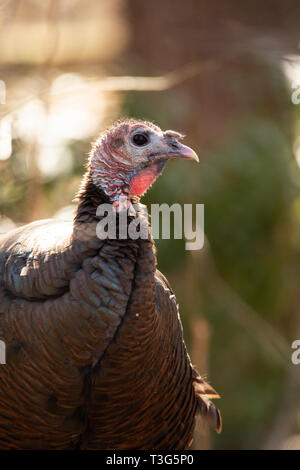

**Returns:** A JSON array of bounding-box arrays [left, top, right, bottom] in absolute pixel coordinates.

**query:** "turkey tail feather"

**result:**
[[192, 372, 222, 434], [196, 395, 222, 434]]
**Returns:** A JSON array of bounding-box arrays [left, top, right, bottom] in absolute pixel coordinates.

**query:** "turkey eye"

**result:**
[[132, 134, 149, 146]]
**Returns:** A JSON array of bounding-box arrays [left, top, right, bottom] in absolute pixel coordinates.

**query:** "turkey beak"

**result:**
[[166, 141, 199, 162]]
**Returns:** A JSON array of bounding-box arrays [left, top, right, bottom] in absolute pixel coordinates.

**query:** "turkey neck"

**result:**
[[74, 172, 110, 225], [74, 172, 140, 225], [72, 171, 141, 253]]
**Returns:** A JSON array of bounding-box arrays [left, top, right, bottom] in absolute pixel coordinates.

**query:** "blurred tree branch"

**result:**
[[0, 62, 212, 121]]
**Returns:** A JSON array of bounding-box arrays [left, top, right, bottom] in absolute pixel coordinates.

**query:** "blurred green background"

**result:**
[[1, 0, 300, 450]]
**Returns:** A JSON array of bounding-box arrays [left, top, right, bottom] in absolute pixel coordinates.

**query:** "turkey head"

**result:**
[[89, 119, 199, 210]]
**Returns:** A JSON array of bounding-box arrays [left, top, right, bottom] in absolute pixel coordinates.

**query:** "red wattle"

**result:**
[[129, 166, 160, 196]]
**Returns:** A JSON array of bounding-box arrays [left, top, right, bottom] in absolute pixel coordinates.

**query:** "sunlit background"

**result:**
[[1, 0, 300, 450]]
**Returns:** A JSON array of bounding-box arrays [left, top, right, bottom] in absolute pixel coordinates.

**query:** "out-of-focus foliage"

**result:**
[[198, 120, 296, 449]]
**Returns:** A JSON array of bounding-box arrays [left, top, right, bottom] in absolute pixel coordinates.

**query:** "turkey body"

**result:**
[[0, 121, 221, 449], [0, 217, 196, 449]]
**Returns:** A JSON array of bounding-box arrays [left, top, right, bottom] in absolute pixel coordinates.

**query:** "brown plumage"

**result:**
[[0, 119, 221, 449]]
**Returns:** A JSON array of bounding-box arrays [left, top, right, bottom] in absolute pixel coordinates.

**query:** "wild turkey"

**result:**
[[0, 118, 221, 450]]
